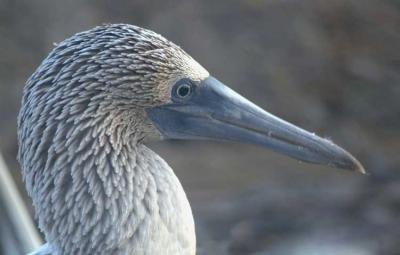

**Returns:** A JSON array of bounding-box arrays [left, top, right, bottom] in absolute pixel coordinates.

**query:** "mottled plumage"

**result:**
[[18, 24, 207, 255], [18, 23, 364, 255]]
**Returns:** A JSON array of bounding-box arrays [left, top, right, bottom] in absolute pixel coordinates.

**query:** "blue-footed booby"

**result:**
[[17, 24, 364, 255]]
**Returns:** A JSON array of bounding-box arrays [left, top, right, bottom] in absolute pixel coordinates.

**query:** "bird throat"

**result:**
[[22, 111, 195, 254]]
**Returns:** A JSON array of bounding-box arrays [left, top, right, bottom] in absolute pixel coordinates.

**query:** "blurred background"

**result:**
[[0, 0, 399, 254]]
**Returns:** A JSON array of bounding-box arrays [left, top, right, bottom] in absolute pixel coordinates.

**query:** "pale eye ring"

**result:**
[[176, 83, 192, 98]]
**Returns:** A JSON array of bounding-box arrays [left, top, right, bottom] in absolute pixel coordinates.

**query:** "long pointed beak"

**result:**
[[146, 76, 365, 173]]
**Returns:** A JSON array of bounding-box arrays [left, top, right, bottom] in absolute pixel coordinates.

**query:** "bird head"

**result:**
[[20, 24, 364, 173]]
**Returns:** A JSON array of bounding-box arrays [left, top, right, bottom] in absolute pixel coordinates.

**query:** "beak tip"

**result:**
[[350, 158, 366, 175], [324, 141, 366, 174], [340, 150, 366, 174]]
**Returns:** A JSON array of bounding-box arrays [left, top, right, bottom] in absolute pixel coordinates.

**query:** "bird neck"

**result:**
[[24, 110, 195, 254]]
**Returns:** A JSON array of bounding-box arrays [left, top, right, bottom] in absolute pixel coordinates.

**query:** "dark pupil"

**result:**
[[177, 84, 190, 97]]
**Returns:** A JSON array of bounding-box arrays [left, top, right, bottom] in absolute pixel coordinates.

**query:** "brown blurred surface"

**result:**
[[0, 0, 399, 254]]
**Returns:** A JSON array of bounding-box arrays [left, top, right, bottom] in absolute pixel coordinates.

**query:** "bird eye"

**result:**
[[177, 84, 191, 98], [173, 79, 194, 100]]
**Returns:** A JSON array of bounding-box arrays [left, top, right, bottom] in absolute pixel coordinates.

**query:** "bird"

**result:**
[[17, 24, 364, 255]]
